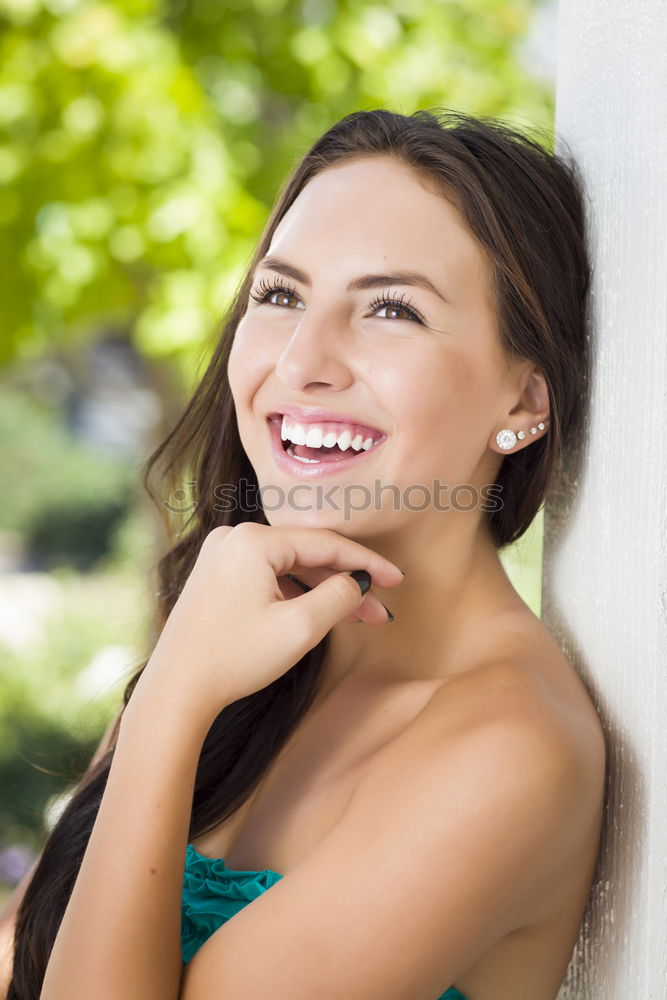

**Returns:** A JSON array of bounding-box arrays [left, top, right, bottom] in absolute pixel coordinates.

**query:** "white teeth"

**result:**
[[287, 444, 320, 463], [305, 427, 324, 448], [279, 415, 383, 454], [290, 423, 307, 446]]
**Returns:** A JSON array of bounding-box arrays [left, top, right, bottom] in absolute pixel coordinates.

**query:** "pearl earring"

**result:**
[[496, 418, 549, 451]]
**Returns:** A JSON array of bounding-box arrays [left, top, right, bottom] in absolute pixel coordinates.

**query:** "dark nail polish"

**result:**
[[381, 603, 396, 623], [349, 569, 372, 595], [285, 573, 311, 593]]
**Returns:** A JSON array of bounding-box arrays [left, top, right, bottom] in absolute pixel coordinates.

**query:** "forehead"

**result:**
[[267, 155, 489, 299]]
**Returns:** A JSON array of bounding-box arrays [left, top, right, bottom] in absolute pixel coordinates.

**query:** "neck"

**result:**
[[318, 512, 524, 697]]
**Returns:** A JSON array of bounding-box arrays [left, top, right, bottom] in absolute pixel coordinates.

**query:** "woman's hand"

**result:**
[[277, 568, 395, 625], [136, 523, 404, 723]]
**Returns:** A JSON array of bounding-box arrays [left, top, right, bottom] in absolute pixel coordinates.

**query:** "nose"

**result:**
[[274, 307, 353, 392]]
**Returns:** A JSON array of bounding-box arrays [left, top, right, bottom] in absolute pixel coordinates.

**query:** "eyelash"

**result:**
[[249, 276, 426, 325]]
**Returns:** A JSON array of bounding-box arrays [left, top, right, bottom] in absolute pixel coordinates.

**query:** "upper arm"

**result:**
[[0, 707, 123, 989], [181, 677, 588, 1000]]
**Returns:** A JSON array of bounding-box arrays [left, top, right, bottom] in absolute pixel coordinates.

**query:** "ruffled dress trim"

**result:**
[[181, 843, 470, 1000], [181, 844, 283, 964]]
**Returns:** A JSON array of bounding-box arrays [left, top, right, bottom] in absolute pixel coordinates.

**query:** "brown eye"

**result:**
[[271, 290, 300, 308], [377, 303, 415, 321], [249, 278, 304, 310], [368, 290, 425, 324]]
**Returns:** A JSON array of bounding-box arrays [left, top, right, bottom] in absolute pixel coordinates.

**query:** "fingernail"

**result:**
[[285, 573, 311, 592], [381, 603, 396, 623], [349, 569, 372, 595]]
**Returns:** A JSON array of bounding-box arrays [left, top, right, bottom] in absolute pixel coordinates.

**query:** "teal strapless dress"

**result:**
[[182, 844, 469, 1000]]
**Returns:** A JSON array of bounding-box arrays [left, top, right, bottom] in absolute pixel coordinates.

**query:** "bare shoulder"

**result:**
[[354, 653, 606, 922], [440, 615, 605, 755], [423, 653, 607, 807], [383, 650, 602, 784]]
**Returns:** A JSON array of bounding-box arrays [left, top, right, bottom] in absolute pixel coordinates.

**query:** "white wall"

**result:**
[[545, 1, 667, 996]]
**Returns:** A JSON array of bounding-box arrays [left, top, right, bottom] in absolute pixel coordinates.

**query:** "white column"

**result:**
[[546, 1, 667, 996]]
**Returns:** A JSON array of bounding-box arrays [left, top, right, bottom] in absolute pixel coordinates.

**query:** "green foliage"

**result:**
[[0, 690, 101, 852], [0, 383, 157, 863], [0, 564, 150, 855], [0, 387, 137, 569], [0, 0, 553, 372]]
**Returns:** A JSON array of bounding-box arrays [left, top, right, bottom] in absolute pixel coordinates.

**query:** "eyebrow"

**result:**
[[255, 255, 451, 306]]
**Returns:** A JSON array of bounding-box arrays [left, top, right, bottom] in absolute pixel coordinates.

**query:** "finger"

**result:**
[[208, 525, 236, 538], [281, 573, 361, 622], [277, 575, 307, 602], [261, 527, 404, 587], [282, 569, 397, 625], [279, 570, 389, 658]]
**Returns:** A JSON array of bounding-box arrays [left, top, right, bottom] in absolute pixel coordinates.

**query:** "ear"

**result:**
[[490, 365, 550, 454]]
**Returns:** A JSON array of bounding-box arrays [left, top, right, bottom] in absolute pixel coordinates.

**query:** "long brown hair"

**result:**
[[8, 107, 591, 997]]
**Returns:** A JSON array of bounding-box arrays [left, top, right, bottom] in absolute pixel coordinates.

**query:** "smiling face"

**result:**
[[227, 154, 524, 539]]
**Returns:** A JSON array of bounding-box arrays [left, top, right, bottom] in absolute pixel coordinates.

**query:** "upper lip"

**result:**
[[266, 405, 386, 437]]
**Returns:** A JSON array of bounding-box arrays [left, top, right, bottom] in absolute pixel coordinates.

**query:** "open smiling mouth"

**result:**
[[267, 415, 387, 469]]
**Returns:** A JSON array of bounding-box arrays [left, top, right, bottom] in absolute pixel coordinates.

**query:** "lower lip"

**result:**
[[267, 417, 387, 480]]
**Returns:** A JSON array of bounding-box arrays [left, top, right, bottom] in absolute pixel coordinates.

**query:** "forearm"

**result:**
[[40, 680, 218, 1000]]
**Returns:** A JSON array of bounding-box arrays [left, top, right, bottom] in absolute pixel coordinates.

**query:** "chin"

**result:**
[[265, 508, 344, 529], [263, 505, 366, 535]]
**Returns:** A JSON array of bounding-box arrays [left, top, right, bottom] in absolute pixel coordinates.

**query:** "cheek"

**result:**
[[395, 349, 473, 428], [227, 325, 272, 411], [389, 351, 491, 480]]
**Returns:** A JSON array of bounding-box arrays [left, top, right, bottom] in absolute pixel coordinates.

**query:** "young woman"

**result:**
[[5, 107, 606, 1000]]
